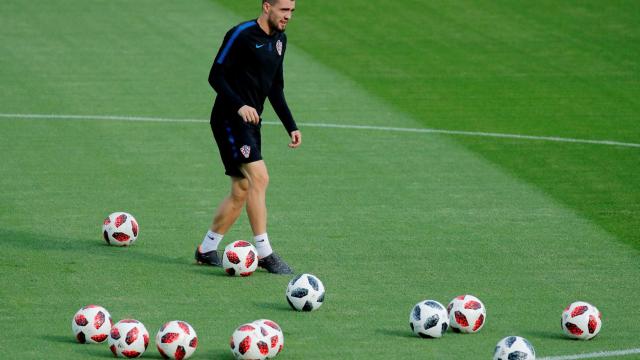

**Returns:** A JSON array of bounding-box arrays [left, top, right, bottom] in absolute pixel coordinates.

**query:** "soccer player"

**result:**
[[195, 0, 300, 274]]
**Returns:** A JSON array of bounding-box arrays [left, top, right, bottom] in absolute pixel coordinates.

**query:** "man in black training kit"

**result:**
[[195, 0, 300, 274]]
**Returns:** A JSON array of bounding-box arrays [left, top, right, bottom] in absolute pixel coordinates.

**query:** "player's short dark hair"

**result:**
[[263, 0, 294, 4]]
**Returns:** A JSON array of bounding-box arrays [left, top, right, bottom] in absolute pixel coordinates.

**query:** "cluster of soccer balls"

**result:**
[[72, 288, 323, 360], [97, 212, 326, 358], [101, 211, 605, 358], [72, 299, 321, 360], [71, 305, 198, 359], [409, 295, 602, 359]]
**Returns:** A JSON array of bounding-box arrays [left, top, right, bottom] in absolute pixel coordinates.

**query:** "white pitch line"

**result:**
[[1, 113, 639, 148], [539, 348, 640, 360], [0, 113, 206, 124]]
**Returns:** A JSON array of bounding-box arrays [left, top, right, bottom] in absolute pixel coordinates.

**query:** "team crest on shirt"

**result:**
[[276, 40, 283, 56], [240, 145, 251, 158]]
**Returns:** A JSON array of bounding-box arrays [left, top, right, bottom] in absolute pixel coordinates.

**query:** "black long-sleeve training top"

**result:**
[[208, 20, 298, 134]]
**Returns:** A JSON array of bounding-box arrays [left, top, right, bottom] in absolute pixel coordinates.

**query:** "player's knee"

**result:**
[[240, 163, 269, 190], [231, 179, 249, 204], [230, 191, 247, 207], [251, 171, 269, 190]]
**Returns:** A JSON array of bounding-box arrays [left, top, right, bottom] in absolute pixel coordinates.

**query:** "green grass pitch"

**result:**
[[1, 0, 639, 359]]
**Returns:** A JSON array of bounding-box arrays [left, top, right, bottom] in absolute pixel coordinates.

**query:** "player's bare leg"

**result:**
[[240, 161, 269, 235], [211, 177, 249, 234], [240, 160, 292, 274], [196, 177, 249, 266]]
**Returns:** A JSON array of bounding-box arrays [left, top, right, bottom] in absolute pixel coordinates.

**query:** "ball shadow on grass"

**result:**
[[203, 348, 236, 360], [375, 328, 415, 339], [253, 300, 292, 312], [41, 334, 78, 344]]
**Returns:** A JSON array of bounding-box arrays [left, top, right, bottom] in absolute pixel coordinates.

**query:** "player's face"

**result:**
[[266, 0, 295, 33]]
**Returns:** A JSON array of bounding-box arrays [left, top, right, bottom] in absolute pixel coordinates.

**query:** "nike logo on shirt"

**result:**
[[255, 43, 265, 48]]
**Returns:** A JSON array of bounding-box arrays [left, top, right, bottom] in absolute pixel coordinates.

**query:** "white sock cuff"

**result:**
[[207, 230, 223, 240], [201, 230, 223, 252], [253, 233, 273, 258]]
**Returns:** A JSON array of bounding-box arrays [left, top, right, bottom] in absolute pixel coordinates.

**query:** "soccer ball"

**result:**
[[71, 304, 112, 343], [409, 300, 449, 338], [229, 323, 270, 360], [156, 320, 198, 360], [494, 336, 536, 360], [447, 294, 486, 333], [253, 319, 284, 358], [102, 212, 139, 246], [108, 319, 149, 358], [285, 273, 325, 311], [222, 240, 258, 276], [561, 301, 602, 340]]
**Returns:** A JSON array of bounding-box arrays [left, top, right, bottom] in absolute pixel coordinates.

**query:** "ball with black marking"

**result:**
[[493, 336, 535, 360], [285, 273, 325, 311], [409, 300, 449, 338]]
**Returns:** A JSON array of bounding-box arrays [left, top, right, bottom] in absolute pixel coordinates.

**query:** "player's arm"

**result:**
[[268, 62, 301, 148], [208, 29, 259, 123]]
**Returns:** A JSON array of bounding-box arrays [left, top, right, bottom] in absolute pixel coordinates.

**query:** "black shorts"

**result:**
[[211, 116, 262, 178]]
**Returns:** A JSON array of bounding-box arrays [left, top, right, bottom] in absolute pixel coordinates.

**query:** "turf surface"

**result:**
[[1, 0, 639, 359]]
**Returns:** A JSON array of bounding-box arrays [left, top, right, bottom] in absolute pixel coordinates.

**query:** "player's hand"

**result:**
[[238, 105, 260, 124], [289, 130, 302, 148]]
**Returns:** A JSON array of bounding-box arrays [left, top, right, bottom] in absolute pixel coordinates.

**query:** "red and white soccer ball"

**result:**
[[71, 305, 112, 344], [447, 294, 486, 333], [561, 301, 602, 340], [222, 240, 258, 276], [103, 212, 139, 246], [108, 319, 149, 358], [253, 319, 284, 358], [156, 320, 198, 360], [229, 323, 270, 360]]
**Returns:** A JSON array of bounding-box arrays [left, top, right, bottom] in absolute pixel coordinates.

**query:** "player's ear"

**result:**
[[262, 1, 271, 14]]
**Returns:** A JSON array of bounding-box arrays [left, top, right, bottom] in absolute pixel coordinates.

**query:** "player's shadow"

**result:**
[[1, 228, 100, 252], [375, 328, 415, 339], [0, 228, 188, 267]]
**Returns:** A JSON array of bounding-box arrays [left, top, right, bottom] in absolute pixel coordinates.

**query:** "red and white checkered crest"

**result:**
[[240, 145, 251, 158]]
